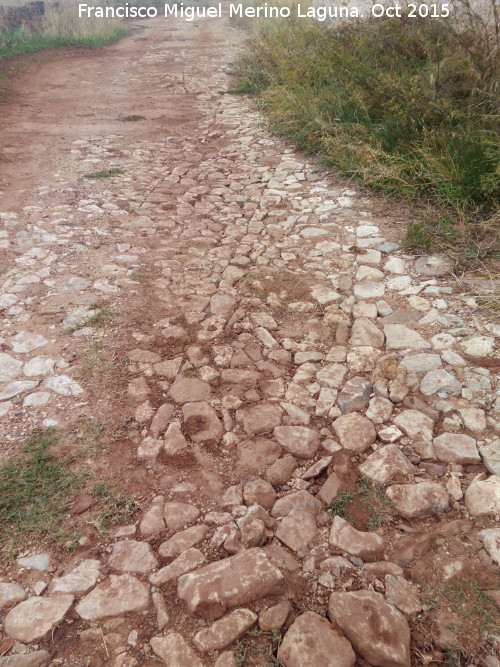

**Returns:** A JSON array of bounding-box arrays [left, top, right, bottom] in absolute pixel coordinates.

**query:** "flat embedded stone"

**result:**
[[236, 437, 282, 471], [177, 548, 283, 619], [10, 332, 48, 354], [193, 608, 257, 652], [109, 540, 158, 574], [163, 421, 188, 455], [349, 318, 384, 348], [164, 502, 200, 531], [0, 380, 38, 401], [420, 369, 461, 396], [0, 583, 26, 610], [236, 403, 282, 435], [337, 376, 372, 414], [0, 651, 51, 667], [479, 528, 500, 565], [276, 510, 317, 555], [0, 353, 23, 383], [149, 548, 207, 586], [393, 410, 434, 444], [182, 401, 223, 443], [399, 354, 441, 373], [414, 255, 449, 276], [4, 594, 74, 642], [316, 363, 348, 389], [384, 325, 430, 351], [271, 490, 322, 518], [259, 600, 291, 631], [384, 575, 422, 615], [150, 633, 204, 667], [42, 375, 84, 396], [169, 377, 211, 403], [51, 559, 101, 595], [22, 357, 56, 377], [329, 590, 411, 667], [158, 525, 208, 559], [75, 574, 149, 620], [278, 611, 355, 667], [480, 441, 500, 476], [461, 335, 495, 357]]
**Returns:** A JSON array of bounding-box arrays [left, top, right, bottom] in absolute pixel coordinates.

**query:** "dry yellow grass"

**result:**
[[0, 0, 127, 58]]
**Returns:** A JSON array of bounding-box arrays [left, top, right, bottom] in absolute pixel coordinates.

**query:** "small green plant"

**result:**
[[0, 428, 82, 556], [183, 368, 201, 377], [443, 648, 466, 667], [84, 168, 124, 179], [327, 492, 355, 519], [91, 483, 137, 532], [119, 115, 145, 122], [84, 307, 112, 327], [234, 640, 246, 666]]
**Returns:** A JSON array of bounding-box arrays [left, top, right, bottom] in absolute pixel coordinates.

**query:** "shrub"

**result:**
[[233, 1, 499, 259]]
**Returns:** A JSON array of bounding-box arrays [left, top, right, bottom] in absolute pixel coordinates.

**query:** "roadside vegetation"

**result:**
[[232, 0, 500, 262], [0, 0, 127, 60]]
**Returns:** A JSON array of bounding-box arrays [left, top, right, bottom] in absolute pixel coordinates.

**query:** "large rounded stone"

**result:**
[[414, 255, 449, 277], [386, 482, 449, 518], [332, 413, 376, 453], [433, 433, 480, 465], [177, 548, 283, 620], [329, 590, 411, 667], [278, 611, 355, 667], [237, 437, 282, 471], [236, 403, 282, 435], [273, 426, 319, 459], [358, 445, 414, 485], [480, 441, 500, 476], [329, 516, 386, 562], [464, 476, 500, 516]]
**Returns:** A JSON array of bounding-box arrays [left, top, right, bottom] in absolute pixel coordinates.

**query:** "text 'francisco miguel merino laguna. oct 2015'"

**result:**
[[78, 2, 453, 21]]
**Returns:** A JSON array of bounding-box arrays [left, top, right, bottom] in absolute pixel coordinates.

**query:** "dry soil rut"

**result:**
[[0, 15, 499, 667]]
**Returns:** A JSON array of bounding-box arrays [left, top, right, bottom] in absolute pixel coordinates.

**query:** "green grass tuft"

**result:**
[[84, 168, 124, 179], [119, 114, 145, 122]]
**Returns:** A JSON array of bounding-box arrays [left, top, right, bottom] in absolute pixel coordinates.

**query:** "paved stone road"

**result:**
[[0, 15, 499, 667]]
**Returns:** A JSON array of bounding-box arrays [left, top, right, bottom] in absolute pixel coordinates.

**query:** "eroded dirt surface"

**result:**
[[0, 16, 499, 667]]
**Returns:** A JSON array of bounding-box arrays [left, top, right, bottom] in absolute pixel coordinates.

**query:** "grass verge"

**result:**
[[0, 2, 127, 60], [232, 2, 500, 263], [0, 428, 82, 556]]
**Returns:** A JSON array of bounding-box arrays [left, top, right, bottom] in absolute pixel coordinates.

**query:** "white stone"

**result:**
[[10, 332, 48, 354], [42, 375, 84, 396], [0, 353, 23, 383]]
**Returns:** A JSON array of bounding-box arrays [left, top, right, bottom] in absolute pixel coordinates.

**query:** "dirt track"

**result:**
[[0, 15, 499, 667]]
